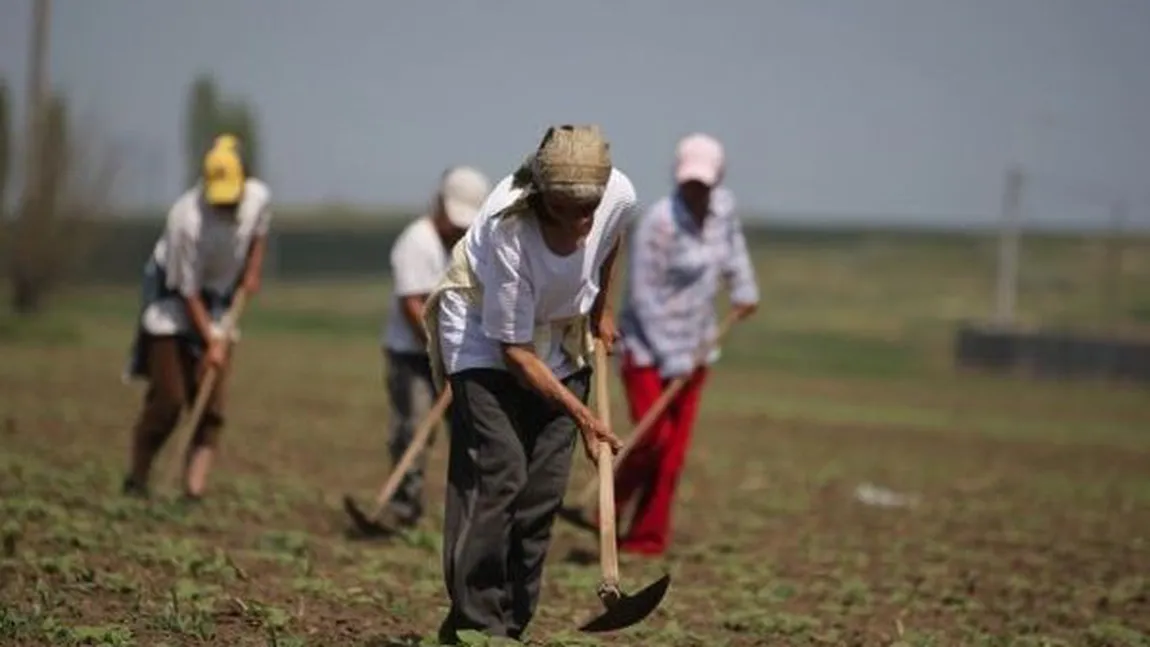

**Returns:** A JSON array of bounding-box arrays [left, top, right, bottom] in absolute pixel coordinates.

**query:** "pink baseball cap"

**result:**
[[674, 133, 725, 187]]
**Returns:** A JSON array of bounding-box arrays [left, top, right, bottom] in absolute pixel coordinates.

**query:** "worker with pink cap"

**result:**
[[607, 132, 761, 555]]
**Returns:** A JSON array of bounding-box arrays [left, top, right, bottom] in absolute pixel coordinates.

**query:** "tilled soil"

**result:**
[[2, 337, 1148, 646]]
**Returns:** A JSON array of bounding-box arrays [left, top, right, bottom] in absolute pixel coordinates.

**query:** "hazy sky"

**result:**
[[2, 0, 1149, 226]]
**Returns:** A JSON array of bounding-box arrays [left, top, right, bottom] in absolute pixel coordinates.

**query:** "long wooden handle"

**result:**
[[181, 290, 250, 422], [612, 311, 737, 467], [370, 385, 453, 517], [574, 372, 687, 508], [592, 341, 620, 589], [165, 289, 249, 488], [574, 311, 740, 508], [222, 290, 249, 333], [188, 290, 249, 422]]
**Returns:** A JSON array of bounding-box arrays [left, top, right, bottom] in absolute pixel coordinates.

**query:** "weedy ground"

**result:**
[[2, 234, 1150, 646]]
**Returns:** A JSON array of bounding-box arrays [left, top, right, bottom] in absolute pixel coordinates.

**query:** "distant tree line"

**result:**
[[0, 72, 264, 316], [0, 76, 117, 315]]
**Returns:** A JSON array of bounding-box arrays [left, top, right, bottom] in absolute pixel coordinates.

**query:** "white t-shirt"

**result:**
[[382, 215, 449, 354], [437, 168, 637, 380], [142, 179, 272, 335]]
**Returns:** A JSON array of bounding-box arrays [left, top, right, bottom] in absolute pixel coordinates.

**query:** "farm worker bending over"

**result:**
[[612, 133, 759, 555], [121, 135, 272, 502], [422, 125, 633, 643], [379, 165, 490, 527]]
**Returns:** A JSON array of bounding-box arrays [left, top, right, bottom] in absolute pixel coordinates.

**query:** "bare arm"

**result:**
[[400, 294, 430, 347], [718, 193, 759, 308], [183, 295, 217, 344], [590, 233, 622, 322], [501, 343, 594, 425], [241, 234, 268, 294], [242, 196, 274, 295]]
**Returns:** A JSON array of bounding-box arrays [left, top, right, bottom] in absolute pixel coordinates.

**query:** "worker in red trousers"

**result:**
[[612, 133, 759, 555]]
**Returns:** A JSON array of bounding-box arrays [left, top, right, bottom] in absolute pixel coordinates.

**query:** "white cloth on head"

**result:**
[[435, 168, 638, 381]]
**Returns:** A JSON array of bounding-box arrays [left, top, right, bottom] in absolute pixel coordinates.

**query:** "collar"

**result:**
[[670, 192, 710, 235]]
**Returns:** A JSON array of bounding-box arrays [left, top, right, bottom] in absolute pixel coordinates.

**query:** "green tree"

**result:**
[[8, 91, 116, 314], [183, 74, 263, 184], [36, 94, 68, 216], [217, 100, 260, 178], [10, 93, 70, 313], [185, 73, 220, 186]]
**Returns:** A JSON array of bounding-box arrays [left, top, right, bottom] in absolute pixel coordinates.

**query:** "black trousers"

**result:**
[[438, 366, 591, 643]]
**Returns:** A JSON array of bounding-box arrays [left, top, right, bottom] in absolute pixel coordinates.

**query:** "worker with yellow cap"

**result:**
[[213, 134, 240, 151], [121, 136, 273, 502], [422, 125, 634, 643]]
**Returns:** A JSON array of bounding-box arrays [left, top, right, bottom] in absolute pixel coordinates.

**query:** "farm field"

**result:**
[[2, 233, 1150, 646]]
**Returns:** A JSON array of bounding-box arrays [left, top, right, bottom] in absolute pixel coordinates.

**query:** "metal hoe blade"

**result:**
[[579, 573, 672, 633], [341, 495, 398, 539], [340, 387, 452, 540], [577, 339, 672, 634]]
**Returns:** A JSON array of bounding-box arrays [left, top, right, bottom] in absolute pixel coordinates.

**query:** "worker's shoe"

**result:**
[[121, 475, 149, 499]]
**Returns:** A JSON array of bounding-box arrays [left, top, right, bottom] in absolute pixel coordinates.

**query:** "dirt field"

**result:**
[[3, 236, 1150, 646]]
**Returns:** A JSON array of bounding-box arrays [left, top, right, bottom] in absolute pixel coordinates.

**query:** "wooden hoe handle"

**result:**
[[575, 311, 740, 508], [165, 289, 249, 489], [370, 385, 453, 516], [593, 340, 621, 596]]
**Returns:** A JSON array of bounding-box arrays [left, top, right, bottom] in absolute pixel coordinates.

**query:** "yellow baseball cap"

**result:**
[[202, 142, 245, 205], [213, 133, 240, 151]]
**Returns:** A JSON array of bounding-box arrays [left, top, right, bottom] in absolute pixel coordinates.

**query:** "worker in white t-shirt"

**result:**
[[121, 135, 272, 502], [422, 125, 632, 644], [379, 165, 490, 527]]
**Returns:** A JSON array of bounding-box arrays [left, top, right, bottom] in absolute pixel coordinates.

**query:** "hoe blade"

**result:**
[[579, 573, 671, 633], [342, 495, 396, 539]]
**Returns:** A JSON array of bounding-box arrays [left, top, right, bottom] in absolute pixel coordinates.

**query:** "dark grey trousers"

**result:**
[[437, 366, 591, 644], [384, 350, 439, 523]]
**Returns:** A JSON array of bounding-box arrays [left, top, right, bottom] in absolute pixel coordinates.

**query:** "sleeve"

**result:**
[[163, 207, 200, 298], [477, 229, 536, 345], [390, 232, 442, 297], [247, 181, 274, 237], [719, 193, 760, 306], [610, 191, 640, 253], [253, 201, 273, 237], [628, 206, 691, 375], [596, 189, 638, 284]]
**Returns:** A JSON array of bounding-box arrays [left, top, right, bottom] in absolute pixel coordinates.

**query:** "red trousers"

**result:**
[[613, 352, 708, 555]]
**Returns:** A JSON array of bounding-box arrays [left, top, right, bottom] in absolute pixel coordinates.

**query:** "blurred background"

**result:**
[[1, 1, 1148, 342], [1, 2, 1149, 645]]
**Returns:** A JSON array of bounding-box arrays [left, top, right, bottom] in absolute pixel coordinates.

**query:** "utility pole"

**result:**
[[993, 166, 1025, 326], [23, 0, 52, 203]]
